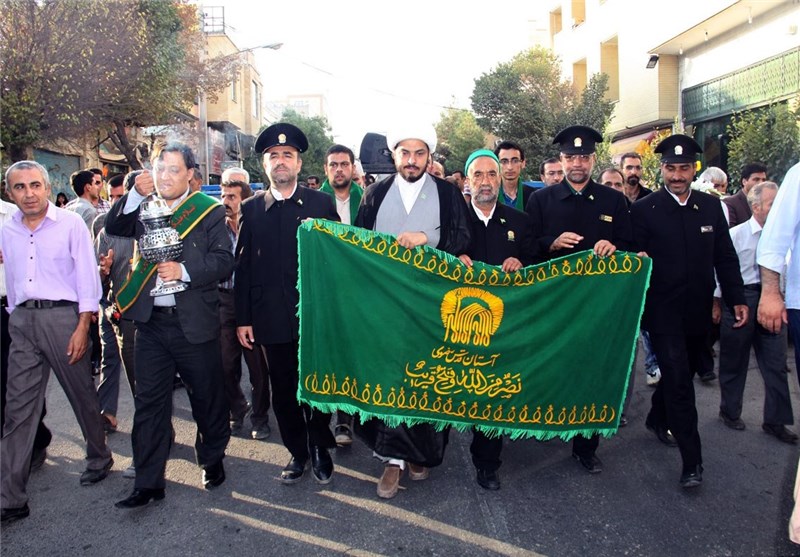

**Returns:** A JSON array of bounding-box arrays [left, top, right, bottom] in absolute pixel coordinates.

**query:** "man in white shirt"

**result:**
[[0, 198, 52, 473], [758, 161, 800, 391], [1, 198, 17, 402], [716, 181, 796, 442]]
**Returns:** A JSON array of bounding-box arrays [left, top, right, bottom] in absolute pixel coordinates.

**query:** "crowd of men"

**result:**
[[1, 120, 798, 524]]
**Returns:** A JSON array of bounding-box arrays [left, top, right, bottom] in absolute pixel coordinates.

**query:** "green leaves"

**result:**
[[726, 101, 800, 188], [242, 109, 335, 184], [470, 47, 614, 179], [434, 109, 486, 175]]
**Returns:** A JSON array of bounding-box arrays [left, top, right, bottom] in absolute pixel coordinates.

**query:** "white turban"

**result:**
[[386, 124, 437, 154]]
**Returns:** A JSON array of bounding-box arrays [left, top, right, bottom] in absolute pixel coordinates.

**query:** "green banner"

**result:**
[[297, 219, 651, 441]]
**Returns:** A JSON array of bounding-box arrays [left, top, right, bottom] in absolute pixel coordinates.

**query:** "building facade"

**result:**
[[535, 0, 799, 168]]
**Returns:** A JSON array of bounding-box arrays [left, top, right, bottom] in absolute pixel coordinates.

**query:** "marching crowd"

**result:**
[[1, 121, 798, 532]]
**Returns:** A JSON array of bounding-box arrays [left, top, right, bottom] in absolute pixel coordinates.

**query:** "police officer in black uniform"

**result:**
[[458, 149, 536, 490], [234, 123, 339, 485], [630, 134, 747, 488], [525, 125, 633, 474]]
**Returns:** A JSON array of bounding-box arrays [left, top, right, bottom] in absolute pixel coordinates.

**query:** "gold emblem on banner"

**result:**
[[441, 287, 504, 347]]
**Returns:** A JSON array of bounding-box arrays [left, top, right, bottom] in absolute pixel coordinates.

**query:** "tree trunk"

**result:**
[[7, 143, 33, 163], [108, 120, 143, 170]]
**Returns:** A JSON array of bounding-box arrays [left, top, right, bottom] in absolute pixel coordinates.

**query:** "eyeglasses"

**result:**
[[499, 158, 522, 166]]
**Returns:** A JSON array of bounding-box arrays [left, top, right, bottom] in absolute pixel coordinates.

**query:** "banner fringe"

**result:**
[[299, 398, 619, 442]]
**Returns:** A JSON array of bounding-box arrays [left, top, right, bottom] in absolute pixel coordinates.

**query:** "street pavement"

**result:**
[[2, 343, 799, 557]]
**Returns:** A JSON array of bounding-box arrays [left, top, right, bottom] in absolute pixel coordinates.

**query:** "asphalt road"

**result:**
[[2, 344, 799, 557]]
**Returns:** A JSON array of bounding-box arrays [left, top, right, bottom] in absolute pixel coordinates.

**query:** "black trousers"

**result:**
[[470, 429, 502, 472], [648, 333, 703, 468], [265, 341, 335, 461], [572, 434, 600, 458], [132, 311, 230, 490], [469, 430, 598, 472], [719, 289, 792, 424], [218, 291, 270, 427]]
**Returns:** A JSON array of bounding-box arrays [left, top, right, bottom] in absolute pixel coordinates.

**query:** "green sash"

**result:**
[[319, 179, 363, 222], [515, 179, 525, 211], [116, 192, 219, 313]]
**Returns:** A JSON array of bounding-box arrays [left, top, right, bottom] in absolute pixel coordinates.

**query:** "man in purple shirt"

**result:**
[[0, 160, 112, 524]]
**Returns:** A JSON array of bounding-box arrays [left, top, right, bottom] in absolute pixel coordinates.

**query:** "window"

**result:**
[[571, 0, 585, 26], [550, 7, 562, 35], [600, 36, 619, 102], [572, 59, 587, 92], [251, 81, 259, 119]]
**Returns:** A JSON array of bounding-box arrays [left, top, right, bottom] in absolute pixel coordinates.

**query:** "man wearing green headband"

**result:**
[[458, 149, 536, 490]]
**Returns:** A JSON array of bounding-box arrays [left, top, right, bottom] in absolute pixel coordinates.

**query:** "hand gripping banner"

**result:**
[[297, 219, 651, 441]]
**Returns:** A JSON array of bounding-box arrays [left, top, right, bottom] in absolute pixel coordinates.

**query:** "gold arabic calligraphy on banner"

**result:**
[[310, 220, 643, 287], [303, 370, 616, 425]]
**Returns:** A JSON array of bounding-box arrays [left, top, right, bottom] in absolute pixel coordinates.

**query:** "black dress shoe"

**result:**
[[619, 414, 628, 428], [572, 452, 603, 474], [719, 411, 745, 430], [679, 465, 703, 488], [763, 423, 799, 444], [280, 457, 308, 485], [115, 488, 165, 509], [80, 458, 114, 486], [646, 420, 678, 447], [699, 371, 717, 383], [1, 504, 30, 523], [203, 460, 226, 489], [229, 420, 244, 437], [310, 446, 333, 484], [476, 469, 501, 490]]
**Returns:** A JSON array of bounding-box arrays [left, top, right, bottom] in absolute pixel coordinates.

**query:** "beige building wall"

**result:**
[[205, 33, 264, 135], [534, 0, 794, 148]]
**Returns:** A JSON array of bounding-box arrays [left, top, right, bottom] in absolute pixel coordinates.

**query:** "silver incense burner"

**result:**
[[138, 194, 187, 297]]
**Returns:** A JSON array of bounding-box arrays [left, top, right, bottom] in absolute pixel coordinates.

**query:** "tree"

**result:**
[[726, 101, 800, 189], [635, 129, 673, 189], [563, 73, 615, 144], [242, 109, 336, 186], [0, 0, 238, 166], [434, 108, 487, 176], [471, 47, 614, 179], [101, 1, 240, 169], [1, 0, 139, 161]]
